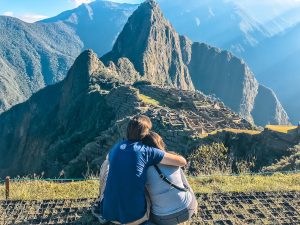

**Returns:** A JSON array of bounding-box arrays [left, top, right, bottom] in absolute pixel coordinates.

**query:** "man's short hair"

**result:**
[[127, 115, 152, 141]]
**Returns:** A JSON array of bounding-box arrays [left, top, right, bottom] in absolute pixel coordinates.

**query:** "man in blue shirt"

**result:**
[[101, 115, 187, 224]]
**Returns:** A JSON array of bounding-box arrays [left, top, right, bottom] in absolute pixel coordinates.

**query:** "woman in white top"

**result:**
[[143, 132, 198, 225]]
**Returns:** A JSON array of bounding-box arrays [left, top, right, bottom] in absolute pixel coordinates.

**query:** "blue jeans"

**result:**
[[149, 194, 198, 225]]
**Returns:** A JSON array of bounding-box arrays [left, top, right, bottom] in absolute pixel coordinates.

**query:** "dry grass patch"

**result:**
[[200, 128, 261, 138], [265, 125, 297, 133], [0, 179, 99, 200], [138, 94, 160, 106], [188, 173, 300, 193], [1, 173, 299, 200], [222, 128, 261, 135]]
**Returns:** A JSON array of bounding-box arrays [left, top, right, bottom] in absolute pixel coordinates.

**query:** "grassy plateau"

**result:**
[[1, 173, 299, 200]]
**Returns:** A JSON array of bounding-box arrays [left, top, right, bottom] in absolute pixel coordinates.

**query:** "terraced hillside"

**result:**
[[1, 192, 299, 224]]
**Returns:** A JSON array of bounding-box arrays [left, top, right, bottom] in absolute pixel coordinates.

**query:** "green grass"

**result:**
[[1, 173, 300, 200], [138, 94, 160, 106]]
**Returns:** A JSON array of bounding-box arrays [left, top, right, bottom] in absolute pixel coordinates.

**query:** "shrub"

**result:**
[[187, 143, 254, 176]]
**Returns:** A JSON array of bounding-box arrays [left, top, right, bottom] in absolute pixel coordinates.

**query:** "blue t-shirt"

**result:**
[[101, 140, 165, 224]]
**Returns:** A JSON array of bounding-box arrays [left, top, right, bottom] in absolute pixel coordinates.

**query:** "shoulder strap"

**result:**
[[154, 165, 189, 192]]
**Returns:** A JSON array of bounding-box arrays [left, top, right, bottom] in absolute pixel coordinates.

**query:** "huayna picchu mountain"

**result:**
[[101, 0, 289, 126], [101, 0, 194, 90]]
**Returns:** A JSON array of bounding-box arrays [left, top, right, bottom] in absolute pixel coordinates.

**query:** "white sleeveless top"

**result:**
[[146, 165, 192, 216]]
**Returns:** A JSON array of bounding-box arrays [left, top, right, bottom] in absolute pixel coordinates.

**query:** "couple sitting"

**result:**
[[96, 115, 197, 225]]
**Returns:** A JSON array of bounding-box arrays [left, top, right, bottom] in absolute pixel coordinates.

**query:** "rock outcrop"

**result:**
[[187, 43, 258, 122], [251, 85, 289, 125], [186, 42, 289, 126], [101, 0, 194, 90]]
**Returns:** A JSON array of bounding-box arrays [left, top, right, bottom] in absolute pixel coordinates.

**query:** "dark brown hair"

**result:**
[[127, 115, 152, 141], [142, 131, 166, 151]]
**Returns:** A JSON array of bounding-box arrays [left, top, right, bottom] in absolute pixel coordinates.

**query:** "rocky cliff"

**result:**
[[186, 43, 258, 122], [186, 42, 289, 126], [101, 0, 194, 90], [251, 85, 289, 125]]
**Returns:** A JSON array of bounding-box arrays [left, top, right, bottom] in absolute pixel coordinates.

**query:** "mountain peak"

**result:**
[[101, 0, 194, 90], [146, 0, 157, 6], [144, 0, 158, 8], [62, 50, 103, 99]]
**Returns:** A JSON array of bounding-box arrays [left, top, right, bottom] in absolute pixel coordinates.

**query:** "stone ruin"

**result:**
[[88, 82, 254, 157]]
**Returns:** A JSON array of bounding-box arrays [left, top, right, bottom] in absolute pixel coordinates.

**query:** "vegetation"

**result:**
[[1, 173, 300, 200], [265, 125, 298, 133], [0, 179, 99, 200], [263, 144, 300, 172], [138, 94, 160, 106], [187, 143, 254, 175], [188, 173, 300, 193]]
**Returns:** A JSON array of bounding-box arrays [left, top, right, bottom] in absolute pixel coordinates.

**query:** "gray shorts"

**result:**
[[149, 194, 198, 225]]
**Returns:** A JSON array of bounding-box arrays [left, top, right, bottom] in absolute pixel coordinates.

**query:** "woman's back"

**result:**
[[146, 165, 192, 216]]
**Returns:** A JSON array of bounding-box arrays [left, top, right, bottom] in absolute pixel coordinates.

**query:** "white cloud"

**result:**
[[195, 17, 200, 27], [19, 14, 49, 23], [70, 0, 94, 6], [3, 11, 14, 17], [2, 11, 49, 23], [208, 7, 215, 18]]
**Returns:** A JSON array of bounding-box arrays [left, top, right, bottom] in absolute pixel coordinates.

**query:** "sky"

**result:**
[[1, 0, 300, 23], [0, 0, 142, 23]]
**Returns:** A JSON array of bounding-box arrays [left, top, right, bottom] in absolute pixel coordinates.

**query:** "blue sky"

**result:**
[[0, 0, 142, 22], [1, 0, 300, 23]]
